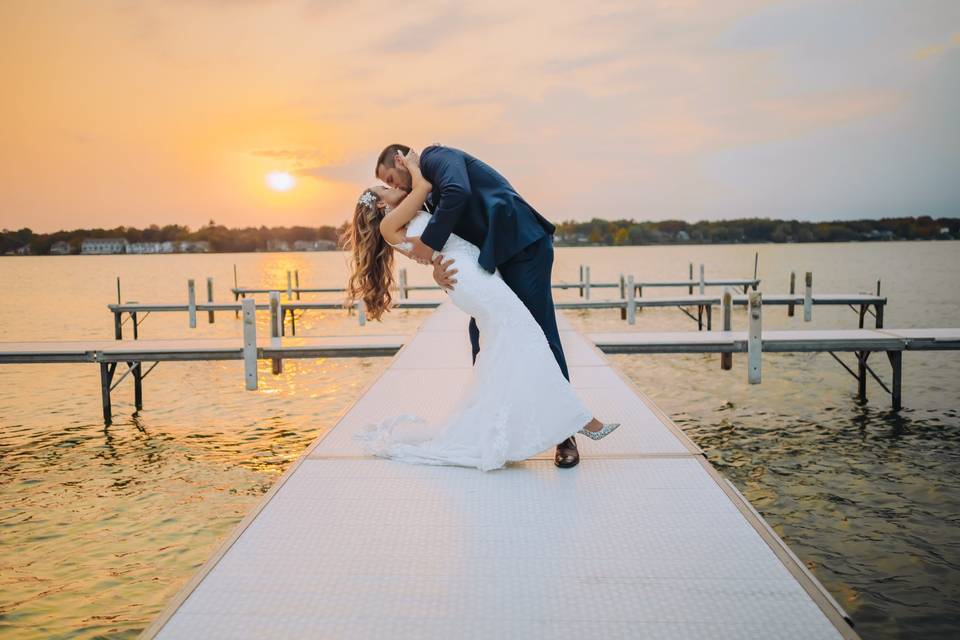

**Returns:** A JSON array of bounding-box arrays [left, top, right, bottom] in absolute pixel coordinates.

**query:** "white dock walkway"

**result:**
[[141, 303, 855, 639]]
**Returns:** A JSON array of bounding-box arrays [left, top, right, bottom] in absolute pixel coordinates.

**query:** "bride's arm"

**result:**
[[379, 154, 432, 246]]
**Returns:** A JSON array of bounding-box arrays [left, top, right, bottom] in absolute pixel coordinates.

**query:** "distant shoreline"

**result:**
[[3, 216, 957, 255], [2, 236, 958, 257]]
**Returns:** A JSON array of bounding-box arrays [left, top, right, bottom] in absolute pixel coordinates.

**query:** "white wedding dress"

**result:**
[[354, 210, 594, 471]]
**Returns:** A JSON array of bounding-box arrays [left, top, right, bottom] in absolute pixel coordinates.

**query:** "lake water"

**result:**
[[1, 242, 958, 639]]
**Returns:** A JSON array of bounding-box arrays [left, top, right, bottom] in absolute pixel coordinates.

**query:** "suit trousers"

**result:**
[[468, 234, 570, 382]]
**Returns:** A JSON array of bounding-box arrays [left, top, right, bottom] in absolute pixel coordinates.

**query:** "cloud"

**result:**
[[913, 32, 960, 60], [294, 156, 374, 185], [371, 5, 505, 54]]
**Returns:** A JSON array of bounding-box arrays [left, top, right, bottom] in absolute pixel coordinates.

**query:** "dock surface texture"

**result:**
[[141, 302, 855, 640]]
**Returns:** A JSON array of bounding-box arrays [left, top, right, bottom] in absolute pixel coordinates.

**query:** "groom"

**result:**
[[376, 144, 580, 468]]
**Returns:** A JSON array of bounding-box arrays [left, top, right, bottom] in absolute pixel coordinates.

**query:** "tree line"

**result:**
[[2, 215, 957, 255], [1, 220, 343, 255], [554, 216, 958, 245]]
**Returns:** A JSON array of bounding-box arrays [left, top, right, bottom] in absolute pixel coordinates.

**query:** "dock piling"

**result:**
[[398, 268, 408, 299], [788, 272, 796, 317], [856, 351, 869, 401], [99, 362, 114, 424], [294, 271, 301, 300], [699, 264, 705, 294], [270, 291, 282, 374], [242, 298, 258, 390], [626, 275, 636, 325], [578, 265, 584, 297], [688, 263, 693, 294], [804, 272, 813, 322], [286, 271, 293, 299], [875, 280, 884, 329], [619, 275, 626, 320], [357, 300, 367, 326], [887, 351, 902, 410], [584, 266, 591, 300], [721, 290, 733, 370], [116, 277, 121, 305], [233, 265, 240, 318], [187, 280, 197, 328], [748, 291, 762, 384], [207, 277, 215, 323], [132, 361, 143, 410]]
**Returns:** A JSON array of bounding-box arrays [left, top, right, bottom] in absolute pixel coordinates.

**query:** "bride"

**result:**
[[342, 152, 619, 472]]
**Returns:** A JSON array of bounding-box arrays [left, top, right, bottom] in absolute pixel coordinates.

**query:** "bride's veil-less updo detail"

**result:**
[[342, 188, 395, 321]]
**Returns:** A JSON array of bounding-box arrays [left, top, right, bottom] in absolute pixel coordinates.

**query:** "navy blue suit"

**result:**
[[418, 146, 570, 381]]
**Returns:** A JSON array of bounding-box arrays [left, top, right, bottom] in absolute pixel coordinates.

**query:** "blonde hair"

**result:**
[[342, 188, 395, 321]]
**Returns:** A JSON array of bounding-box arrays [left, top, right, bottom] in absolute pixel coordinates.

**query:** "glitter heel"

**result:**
[[578, 422, 621, 441]]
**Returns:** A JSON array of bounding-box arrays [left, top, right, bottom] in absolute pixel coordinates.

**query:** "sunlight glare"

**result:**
[[266, 171, 296, 192]]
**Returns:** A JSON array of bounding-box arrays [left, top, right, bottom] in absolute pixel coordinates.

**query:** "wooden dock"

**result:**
[[139, 303, 856, 639]]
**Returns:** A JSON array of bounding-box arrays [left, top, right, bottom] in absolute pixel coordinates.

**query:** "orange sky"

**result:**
[[1, 0, 957, 232]]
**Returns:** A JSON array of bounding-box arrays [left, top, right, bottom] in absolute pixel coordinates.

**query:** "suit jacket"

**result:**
[[417, 146, 555, 273]]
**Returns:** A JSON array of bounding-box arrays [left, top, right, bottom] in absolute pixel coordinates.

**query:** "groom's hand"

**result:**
[[409, 237, 434, 265], [432, 254, 458, 292]]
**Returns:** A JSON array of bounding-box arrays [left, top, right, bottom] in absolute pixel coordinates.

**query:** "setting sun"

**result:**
[[266, 171, 295, 192]]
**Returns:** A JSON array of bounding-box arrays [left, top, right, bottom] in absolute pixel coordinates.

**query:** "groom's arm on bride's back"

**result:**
[[418, 146, 471, 252]]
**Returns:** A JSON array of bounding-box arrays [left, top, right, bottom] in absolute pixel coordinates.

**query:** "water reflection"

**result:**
[[1, 243, 958, 639]]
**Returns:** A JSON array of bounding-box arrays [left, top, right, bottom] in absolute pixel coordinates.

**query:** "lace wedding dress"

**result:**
[[354, 210, 594, 471]]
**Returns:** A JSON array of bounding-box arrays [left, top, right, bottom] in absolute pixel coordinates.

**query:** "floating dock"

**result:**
[[589, 328, 960, 354], [0, 333, 406, 423], [589, 328, 960, 410], [109, 291, 886, 337], [140, 303, 857, 639]]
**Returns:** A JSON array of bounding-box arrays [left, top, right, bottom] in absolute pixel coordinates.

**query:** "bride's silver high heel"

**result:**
[[578, 422, 621, 441]]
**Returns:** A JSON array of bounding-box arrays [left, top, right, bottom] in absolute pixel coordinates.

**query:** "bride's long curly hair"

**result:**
[[342, 188, 395, 321]]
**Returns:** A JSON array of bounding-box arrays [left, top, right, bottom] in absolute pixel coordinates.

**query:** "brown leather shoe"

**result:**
[[555, 435, 579, 468]]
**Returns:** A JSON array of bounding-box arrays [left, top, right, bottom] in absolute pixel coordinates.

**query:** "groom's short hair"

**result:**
[[376, 144, 412, 174]]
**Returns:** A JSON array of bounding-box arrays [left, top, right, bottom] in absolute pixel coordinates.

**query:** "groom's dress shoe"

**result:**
[[555, 435, 579, 468]]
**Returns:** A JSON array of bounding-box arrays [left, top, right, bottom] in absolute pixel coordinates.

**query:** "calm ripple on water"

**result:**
[[1, 243, 959, 639]]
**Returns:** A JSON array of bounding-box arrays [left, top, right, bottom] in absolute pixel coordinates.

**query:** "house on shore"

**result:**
[[50, 241, 72, 255], [81, 238, 129, 254], [178, 240, 211, 253], [293, 239, 337, 251], [129, 241, 175, 254]]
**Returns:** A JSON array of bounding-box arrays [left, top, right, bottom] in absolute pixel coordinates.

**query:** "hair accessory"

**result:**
[[358, 191, 378, 208]]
